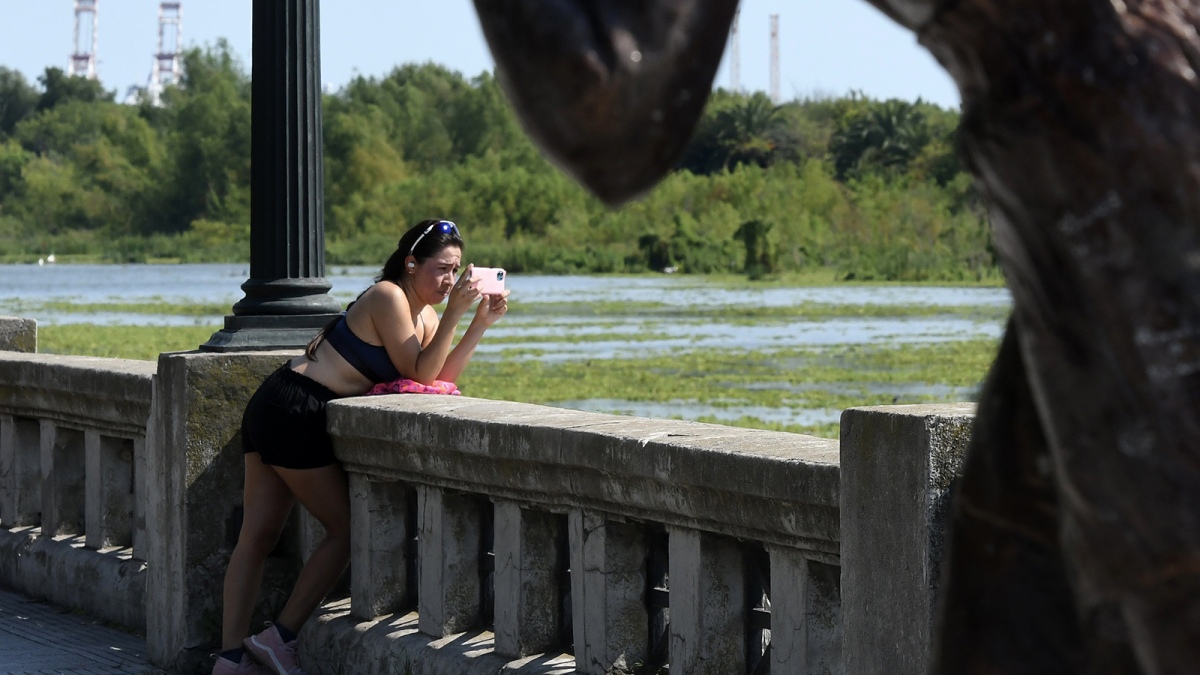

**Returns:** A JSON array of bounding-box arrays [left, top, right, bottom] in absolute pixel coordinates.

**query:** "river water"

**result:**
[[0, 262, 1010, 314], [0, 262, 1010, 352], [1, 263, 1010, 428]]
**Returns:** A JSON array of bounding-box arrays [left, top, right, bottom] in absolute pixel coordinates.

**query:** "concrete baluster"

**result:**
[[131, 437, 147, 558], [1, 415, 41, 527], [350, 474, 413, 620], [493, 500, 565, 658], [769, 546, 843, 674], [569, 510, 649, 675], [41, 421, 85, 537], [418, 485, 483, 637], [85, 431, 134, 549], [292, 505, 324, 568], [668, 527, 746, 675]]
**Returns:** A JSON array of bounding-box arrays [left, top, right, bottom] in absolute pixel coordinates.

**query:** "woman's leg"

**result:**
[[270, 462, 352, 633], [221, 452, 296, 651]]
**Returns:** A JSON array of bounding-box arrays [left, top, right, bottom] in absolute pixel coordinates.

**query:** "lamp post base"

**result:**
[[200, 313, 340, 353]]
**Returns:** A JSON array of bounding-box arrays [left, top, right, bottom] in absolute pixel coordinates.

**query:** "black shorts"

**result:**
[[241, 364, 341, 470]]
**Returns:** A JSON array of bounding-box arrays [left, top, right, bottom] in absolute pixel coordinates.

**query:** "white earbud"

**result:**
[[407, 262, 415, 268]]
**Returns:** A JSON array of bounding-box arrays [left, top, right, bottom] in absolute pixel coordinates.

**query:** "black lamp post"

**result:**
[[202, 0, 340, 352]]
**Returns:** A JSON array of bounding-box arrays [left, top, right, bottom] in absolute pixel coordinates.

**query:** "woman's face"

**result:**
[[411, 245, 462, 304]]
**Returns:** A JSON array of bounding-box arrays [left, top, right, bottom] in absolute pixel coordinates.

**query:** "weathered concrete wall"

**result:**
[[0, 352, 154, 632], [0, 316, 36, 353], [0, 527, 146, 631], [840, 403, 974, 675], [144, 350, 302, 674]]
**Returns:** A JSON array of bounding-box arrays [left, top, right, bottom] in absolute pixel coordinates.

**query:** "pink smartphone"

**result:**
[[472, 267, 507, 295]]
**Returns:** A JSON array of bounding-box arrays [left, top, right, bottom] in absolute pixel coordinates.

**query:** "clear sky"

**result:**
[[0, 0, 960, 109]]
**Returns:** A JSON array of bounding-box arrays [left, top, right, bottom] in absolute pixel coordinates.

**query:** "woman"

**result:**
[[213, 219, 508, 675]]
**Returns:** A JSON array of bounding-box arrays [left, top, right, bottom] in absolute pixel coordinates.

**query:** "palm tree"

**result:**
[[713, 93, 784, 169], [830, 99, 931, 179]]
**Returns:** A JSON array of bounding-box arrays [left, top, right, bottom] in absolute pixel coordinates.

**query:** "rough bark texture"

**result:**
[[933, 322, 1145, 672], [862, 0, 1200, 670], [478, 0, 1200, 669], [472, 0, 739, 206]]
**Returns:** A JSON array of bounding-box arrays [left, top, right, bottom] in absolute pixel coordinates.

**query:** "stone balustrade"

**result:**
[[303, 395, 946, 675], [0, 351, 155, 631], [0, 345, 976, 675]]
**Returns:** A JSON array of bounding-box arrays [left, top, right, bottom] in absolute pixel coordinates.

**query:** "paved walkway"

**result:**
[[0, 588, 167, 675]]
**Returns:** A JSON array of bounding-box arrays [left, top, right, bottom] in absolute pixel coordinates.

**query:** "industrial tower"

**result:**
[[729, 9, 741, 93], [769, 14, 781, 104], [147, 2, 183, 104], [69, 0, 99, 80]]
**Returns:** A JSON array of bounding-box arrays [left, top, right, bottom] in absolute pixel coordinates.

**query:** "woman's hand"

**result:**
[[475, 289, 509, 327], [444, 264, 481, 318]]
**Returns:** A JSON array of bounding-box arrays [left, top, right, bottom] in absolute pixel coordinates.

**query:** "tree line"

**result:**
[[0, 41, 997, 281]]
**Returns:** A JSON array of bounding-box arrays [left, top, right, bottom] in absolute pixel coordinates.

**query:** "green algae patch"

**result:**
[[456, 338, 999, 442], [695, 416, 843, 440], [509, 299, 1009, 322], [39, 324, 219, 361], [459, 339, 998, 404]]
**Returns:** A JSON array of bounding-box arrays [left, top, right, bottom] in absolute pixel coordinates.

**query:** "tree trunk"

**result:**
[[863, 0, 1200, 670]]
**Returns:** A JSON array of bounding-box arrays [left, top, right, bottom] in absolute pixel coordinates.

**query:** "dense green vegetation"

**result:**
[[0, 43, 995, 281]]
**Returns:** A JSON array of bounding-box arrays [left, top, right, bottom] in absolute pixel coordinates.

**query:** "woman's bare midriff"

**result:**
[[289, 341, 376, 397]]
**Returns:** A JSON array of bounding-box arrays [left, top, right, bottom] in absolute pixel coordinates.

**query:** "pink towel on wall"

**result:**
[[367, 378, 461, 396]]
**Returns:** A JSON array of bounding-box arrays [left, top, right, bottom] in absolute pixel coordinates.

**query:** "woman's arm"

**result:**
[[438, 291, 509, 382], [367, 284, 426, 380], [374, 275, 481, 384]]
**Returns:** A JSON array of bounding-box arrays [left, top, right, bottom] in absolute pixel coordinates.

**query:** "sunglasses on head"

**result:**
[[409, 220, 459, 256]]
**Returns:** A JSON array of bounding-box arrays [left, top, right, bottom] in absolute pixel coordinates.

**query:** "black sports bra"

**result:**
[[324, 314, 401, 383]]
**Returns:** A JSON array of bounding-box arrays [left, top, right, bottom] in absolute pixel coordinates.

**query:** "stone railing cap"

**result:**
[[0, 352, 156, 432], [328, 395, 841, 551]]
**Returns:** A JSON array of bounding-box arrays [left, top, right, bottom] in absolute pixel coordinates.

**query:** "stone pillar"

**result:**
[[84, 430, 134, 549], [40, 421, 85, 537], [769, 546, 843, 674], [291, 505, 324, 567], [0, 316, 36, 353], [839, 403, 973, 675], [493, 501, 564, 658], [202, 0, 339, 352], [0, 414, 40, 527], [417, 485, 483, 638], [144, 351, 300, 673], [132, 436, 148, 559], [569, 510, 648, 675], [350, 474, 413, 621], [668, 527, 746, 675]]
